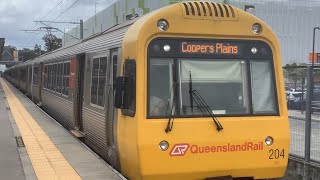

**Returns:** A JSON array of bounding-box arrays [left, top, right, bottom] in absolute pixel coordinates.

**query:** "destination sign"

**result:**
[[148, 38, 273, 60], [181, 41, 240, 55]]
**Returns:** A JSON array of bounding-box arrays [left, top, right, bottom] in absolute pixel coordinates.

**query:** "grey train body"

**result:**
[[3, 20, 134, 172]]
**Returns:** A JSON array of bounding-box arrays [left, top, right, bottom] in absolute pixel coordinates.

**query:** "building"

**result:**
[[63, 0, 320, 65], [1, 46, 18, 61]]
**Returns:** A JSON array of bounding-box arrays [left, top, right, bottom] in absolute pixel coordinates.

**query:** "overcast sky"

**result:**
[[0, 0, 116, 50], [2, 0, 320, 51]]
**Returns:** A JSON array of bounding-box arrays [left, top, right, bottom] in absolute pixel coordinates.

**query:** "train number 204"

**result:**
[[269, 149, 285, 159]]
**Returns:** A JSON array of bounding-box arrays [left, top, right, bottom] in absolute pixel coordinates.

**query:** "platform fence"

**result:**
[[284, 65, 320, 164]]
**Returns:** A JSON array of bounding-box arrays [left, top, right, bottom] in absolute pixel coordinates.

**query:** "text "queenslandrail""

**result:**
[[190, 142, 264, 154]]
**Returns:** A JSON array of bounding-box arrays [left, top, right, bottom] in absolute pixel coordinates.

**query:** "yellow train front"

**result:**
[[115, 1, 289, 180]]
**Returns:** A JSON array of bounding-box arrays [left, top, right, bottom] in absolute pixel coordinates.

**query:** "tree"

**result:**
[[284, 63, 307, 90], [42, 34, 62, 52], [18, 48, 38, 62], [34, 44, 45, 56], [17, 44, 46, 62]]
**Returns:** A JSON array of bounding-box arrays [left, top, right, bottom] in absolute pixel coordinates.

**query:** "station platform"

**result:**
[[0, 78, 124, 180]]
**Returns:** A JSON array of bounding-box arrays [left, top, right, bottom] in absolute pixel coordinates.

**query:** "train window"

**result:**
[[45, 65, 49, 89], [53, 64, 57, 91], [90, 57, 107, 107], [51, 64, 54, 90], [250, 61, 277, 114], [112, 54, 118, 89], [62, 62, 70, 96], [44, 65, 47, 89], [48, 65, 52, 90], [33, 66, 39, 85], [20, 69, 26, 82], [98, 57, 107, 106], [50, 64, 53, 90], [55, 64, 58, 92], [28, 67, 32, 84], [91, 58, 99, 105], [57, 63, 63, 93], [43, 66, 46, 88], [148, 58, 173, 117]]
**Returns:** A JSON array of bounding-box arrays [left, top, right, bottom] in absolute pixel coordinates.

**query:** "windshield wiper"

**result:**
[[165, 100, 175, 133], [189, 71, 194, 112], [165, 91, 175, 133], [189, 71, 223, 132]]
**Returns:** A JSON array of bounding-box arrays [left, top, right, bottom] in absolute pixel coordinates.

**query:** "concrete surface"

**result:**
[[3, 80, 124, 180], [0, 83, 25, 180]]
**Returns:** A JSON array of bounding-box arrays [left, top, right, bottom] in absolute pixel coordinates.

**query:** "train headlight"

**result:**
[[157, 19, 169, 31], [252, 23, 262, 34], [159, 140, 169, 151], [265, 136, 274, 146]]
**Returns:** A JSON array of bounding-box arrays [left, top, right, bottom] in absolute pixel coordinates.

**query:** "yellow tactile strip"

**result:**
[[0, 79, 81, 180]]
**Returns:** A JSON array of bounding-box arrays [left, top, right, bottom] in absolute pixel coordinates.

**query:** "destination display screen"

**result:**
[[148, 38, 273, 60], [181, 41, 239, 55]]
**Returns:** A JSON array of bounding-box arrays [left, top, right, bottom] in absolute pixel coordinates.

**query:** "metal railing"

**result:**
[[284, 66, 320, 164]]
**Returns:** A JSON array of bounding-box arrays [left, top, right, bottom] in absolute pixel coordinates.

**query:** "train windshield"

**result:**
[[179, 59, 249, 116], [147, 39, 278, 118]]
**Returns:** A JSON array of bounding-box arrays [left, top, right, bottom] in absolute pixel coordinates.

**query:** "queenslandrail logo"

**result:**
[[170, 144, 190, 156], [169, 142, 264, 156]]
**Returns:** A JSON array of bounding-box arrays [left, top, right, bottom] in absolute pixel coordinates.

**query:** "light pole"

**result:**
[[312, 27, 320, 67], [244, 5, 255, 12], [305, 26, 320, 162]]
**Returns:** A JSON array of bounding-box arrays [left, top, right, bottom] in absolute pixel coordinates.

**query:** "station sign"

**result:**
[[309, 53, 320, 63]]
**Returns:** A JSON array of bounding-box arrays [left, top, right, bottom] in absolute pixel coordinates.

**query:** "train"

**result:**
[[3, 1, 290, 180]]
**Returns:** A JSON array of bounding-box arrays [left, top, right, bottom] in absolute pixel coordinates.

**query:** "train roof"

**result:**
[[7, 18, 138, 70]]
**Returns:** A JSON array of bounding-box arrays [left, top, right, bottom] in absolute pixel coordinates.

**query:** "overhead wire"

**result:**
[[24, 0, 81, 47], [22, 0, 64, 47], [40, 0, 64, 20]]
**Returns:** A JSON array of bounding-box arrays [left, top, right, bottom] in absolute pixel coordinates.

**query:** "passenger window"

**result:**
[[33, 66, 39, 85], [91, 58, 99, 105], [112, 55, 118, 87], [28, 67, 32, 84], [112, 55, 118, 89], [90, 57, 107, 107], [20, 69, 26, 82], [48, 65, 52, 90], [58, 63, 63, 93], [98, 57, 107, 106], [56, 64, 60, 93], [50, 64, 54, 90], [44, 65, 48, 89], [63, 62, 70, 96], [53, 64, 57, 91]]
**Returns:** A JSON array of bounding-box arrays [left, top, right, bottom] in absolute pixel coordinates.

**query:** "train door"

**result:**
[[106, 49, 121, 170], [81, 52, 109, 158], [74, 53, 85, 132]]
